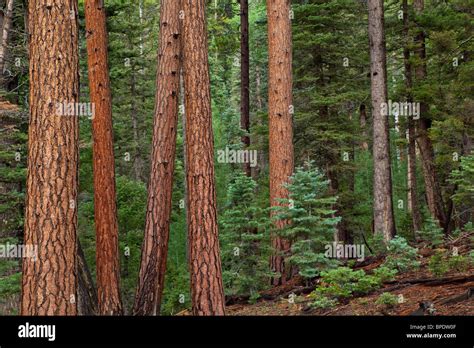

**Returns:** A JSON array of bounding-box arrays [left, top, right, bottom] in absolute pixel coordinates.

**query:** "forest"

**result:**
[[0, 0, 473, 317]]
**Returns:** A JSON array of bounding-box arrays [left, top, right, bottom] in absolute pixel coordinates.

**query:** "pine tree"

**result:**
[[273, 162, 340, 279], [220, 172, 270, 297]]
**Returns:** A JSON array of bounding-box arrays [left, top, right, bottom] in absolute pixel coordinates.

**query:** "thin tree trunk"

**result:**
[[359, 104, 369, 151], [368, 0, 396, 241], [413, 0, 446, 228], [240, 0, 251, 177], [0, 0, 14, 84], [403, 0, 422, 233], [21, 0, 79, 315], [77, 240, 99, 315], [267, 0, 294, 286], [85, 0, 122, 315], [130, 70, 143, 182], [133, 0, 181, 316], [182, 0, 225, 316]]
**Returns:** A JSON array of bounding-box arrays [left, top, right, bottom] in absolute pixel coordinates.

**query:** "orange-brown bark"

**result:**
[[267, 0, 294, 285], [133, 0, 181, 316], [85, 0, 123, 315], [21, 1, 80, 315], [182, 0, 226, 315]]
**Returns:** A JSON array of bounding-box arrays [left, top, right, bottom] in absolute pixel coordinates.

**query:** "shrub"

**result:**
[[417, 218, 444, 247], [448, 255, 470, 272], [384, 236, 420, 272], [428, 251, 449, 277], [375, 292, 398, 307], [372, 266, 398, 282], [310, 293, 338, 309]]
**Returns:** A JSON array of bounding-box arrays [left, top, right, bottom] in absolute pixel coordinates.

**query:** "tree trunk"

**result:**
[[133, 0, 181, 316], [85, 0, 122, 315], [240, 0, 251, 177], [267, 0, 294, 286], [0, 0, 14, 85], [413, 0, 446, 228], [21, 0, 79, 315], [130, 70, 144, 182], [359, 104, 369, 151], [182, 0, 225, 316], [368, 0, 396, 242], [403, 0, 422, 233], [77, 240, 99, 315]]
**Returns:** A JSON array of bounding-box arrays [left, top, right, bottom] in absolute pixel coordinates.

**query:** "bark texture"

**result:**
[[267, 0, 294, 285], [182, 0, 225, 316], [133, 0, 181, 316], [21, 0, 79, 315], [85, 0, 122, 315], [368, 0, 396, 241]]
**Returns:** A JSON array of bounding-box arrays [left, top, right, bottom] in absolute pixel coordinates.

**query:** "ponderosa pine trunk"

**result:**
[[182, 0, 225, 316], [85, 0, 123, 315], [368, 0, 396, 242], [133, 0, 181, 316], [413, 0, 446, 229], [267, 0, 294, 285], [240, 0, 251, 177], [21, 0, 79, 315], [403, 0, 422, 233]]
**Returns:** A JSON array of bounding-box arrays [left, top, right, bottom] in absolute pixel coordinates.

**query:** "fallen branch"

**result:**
[[385, 274, 474, 287]]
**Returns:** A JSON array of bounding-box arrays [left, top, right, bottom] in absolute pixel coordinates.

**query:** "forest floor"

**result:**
[[223, 237, 474, 316]]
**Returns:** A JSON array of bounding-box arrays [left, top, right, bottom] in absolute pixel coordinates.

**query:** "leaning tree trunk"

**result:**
[[240, 0, 251, 177], [76, 240, 99, 315], [133, 0, 181, 316], [368, 0, 396, 242], [21, 0, 79, 315], [413, 0, 446, 229], [85, 0, 123, 315], [182, 0, 225, 316], [267, 0, 294, 286], [403, 0, 422, 233]]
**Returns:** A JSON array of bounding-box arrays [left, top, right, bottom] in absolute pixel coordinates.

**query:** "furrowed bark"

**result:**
[[133, 0, 181, 316], [21, 0, 79, 315], [182, 0, 225, 316]]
